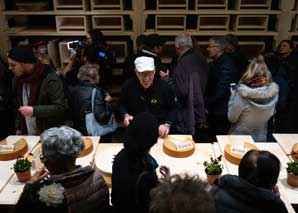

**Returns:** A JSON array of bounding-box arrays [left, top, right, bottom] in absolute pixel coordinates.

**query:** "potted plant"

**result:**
[[12, 157, 32, 183], [203, 155, 223, 185], [287, 161, 298, 187]]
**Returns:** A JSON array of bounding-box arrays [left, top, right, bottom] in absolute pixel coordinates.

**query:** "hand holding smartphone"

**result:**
[[230, 83, 237, 91]]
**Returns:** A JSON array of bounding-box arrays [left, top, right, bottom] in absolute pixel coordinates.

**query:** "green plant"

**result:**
[[287, 162, 298, 176], [203, 155, 223, 175], [12, 157, 32, 172]]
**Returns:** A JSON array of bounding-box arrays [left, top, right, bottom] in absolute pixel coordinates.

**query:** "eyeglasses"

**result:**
[[137, 71, 155, 78]]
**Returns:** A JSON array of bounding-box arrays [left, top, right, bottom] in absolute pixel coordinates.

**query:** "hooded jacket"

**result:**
[[228, 82, 279, 141], [212, 174, 287, 213]]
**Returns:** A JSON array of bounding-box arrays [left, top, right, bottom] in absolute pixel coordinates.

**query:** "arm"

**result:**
[[93, 89, 112, 124], [227, 92, 245, 123]]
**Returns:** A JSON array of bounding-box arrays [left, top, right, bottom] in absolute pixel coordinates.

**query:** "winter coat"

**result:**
[[212, 174, 287, 213], [15, 166, 111, 213], [162, 48, 208, 134], [69, 81, 112, 135], [228, 82, 279, 141]]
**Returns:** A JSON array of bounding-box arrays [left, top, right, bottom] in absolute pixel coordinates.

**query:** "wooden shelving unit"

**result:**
[[198, 15, 230, 31], [157, 0, 188, 10], [90, 0, 122, 10], [92, 15, 124, 31], [196, 0, 228, 10], [56, 16, 88, 32], [155, 15, 186, 31], [53, 0, 89, 11], [235, 0, 271, 10], [234, 15, 269, 31], [107, 41, 128, 63]]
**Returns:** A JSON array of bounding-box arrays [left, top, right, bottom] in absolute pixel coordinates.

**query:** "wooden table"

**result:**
[[273, 134, 298, 159], [216, 135, 296, 212], [0, 136, 99, 205]]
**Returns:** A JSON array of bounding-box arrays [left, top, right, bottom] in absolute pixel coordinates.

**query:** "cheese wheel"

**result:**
[[0, 138, 28, 161], [291, 143, 298, 162], [163, 135, 195, 158], [224, 142, 258, 165], [79, 137, 93, 158]]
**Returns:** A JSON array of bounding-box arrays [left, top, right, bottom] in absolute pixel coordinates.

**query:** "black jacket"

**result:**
[[119, 77, 176, 125], [212, 175, 287, 213], [69, 81, 112, 135]]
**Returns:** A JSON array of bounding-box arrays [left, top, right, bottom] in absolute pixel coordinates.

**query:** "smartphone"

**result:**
[[230, 83, 237, 91], [67, 40, 80, 50], [98, 51, 107, 58]]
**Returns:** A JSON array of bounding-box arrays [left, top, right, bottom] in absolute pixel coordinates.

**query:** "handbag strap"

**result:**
[[91, 88, 96, 113]]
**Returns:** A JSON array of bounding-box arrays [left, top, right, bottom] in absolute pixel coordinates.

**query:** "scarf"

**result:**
[[246, 76, 270, 88], [16, 60, 45, 133]]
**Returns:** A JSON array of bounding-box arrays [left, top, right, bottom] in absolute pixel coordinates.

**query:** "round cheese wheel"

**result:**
[[224, 142, 258, 165], [0, 138, 28, 161], [291, 143, 298, 162], [79, 137, 93, 158], [163, 135, 195, 158]]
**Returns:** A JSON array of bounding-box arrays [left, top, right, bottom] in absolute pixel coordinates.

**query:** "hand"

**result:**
[[230, 87, 236, 96], [16, 130, 22, 135], [159, 165, 170, 178], [273, 185, 280, 197], [69, 51, 77, 62], [159, 69, 169, 78], [159, 124, 170, 138], [124, 114, 134, 127], [19, 106, 33, 117], [105, 94, 112, 102], [28, 167, 49, 184]]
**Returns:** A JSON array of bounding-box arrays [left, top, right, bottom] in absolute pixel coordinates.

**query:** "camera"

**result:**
[[230, 83, 237, 91], [67, 40, 80, 51]]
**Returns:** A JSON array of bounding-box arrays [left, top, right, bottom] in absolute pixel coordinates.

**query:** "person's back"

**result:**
[[212, 150, 287, 213]]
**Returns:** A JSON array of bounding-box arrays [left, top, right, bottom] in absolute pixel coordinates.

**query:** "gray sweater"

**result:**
[[228, 82, 279, 142]]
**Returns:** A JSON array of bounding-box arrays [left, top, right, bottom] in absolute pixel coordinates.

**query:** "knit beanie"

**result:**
[[7, 45, 37, 64]]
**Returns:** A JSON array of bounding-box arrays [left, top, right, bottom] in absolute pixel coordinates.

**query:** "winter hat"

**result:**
[[7, 45, 37, 64], [134, 56, 155, 72]]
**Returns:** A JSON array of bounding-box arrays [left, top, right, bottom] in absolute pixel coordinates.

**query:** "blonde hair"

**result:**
[[77, 64, 99, 82], [239, 59, 272, 84]]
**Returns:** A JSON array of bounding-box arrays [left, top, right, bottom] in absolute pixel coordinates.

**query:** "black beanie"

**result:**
[[7, 45, 37, 64]]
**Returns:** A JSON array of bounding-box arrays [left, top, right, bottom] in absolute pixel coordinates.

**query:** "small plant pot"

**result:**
[[287, 173, 298, 187], [16, 170, 31, 183], [205, 169, 222, 185]]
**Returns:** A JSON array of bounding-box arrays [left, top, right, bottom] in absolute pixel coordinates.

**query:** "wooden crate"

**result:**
[[53, 0, 88, 11], [58, 41, 70, 68], [198, 15, 229, 31], [235, 0, 271, 10], [161, 41, 176, 63], [155, 15, 186, 31], [196, 0, 228, 10], [91, 0, 122, 10], [56, 16, 87, 32], [157, 0, 188, 10], [106, 41, 127, 63], [92, 16, 124, 31], [235, 15, 268, 31], [239, 41, 265, 57]]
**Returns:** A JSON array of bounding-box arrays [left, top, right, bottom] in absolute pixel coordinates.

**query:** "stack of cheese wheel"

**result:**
[[163, 135, 195, 158], [79, 137, 93, 158], [290, 143, 298, 162], [0, 138, 28, 161], [224, 142, 258, 165]]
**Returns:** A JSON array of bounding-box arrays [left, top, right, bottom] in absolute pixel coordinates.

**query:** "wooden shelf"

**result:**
[[106, 41, 128, 63], [3, 10, 134, 15], [91, 0, 122, 10], [56, 16, 88, 32], [157, 0, 188, 10], [53, 0, 88, 11], [155, 15, 186, 31], [235, 0, 271, 10], [198, 15, 229, 31], [92, 15, 124, 31], [234, 15, 269, 31], [196, 0, 228, 10]]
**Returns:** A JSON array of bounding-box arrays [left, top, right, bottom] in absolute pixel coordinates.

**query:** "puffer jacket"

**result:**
[[70, 81, 112, 135], [15, 166, 111, 213], [227, 82, 279, 141], [211, 174, 287, 213]]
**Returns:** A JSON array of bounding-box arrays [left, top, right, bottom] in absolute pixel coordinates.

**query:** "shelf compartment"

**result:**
[[92, 15, 124, 31], [155, 15, 186, 31], [157, 0, 188, 10], [106, 41, 127, 63], [238, 41, 265, 57], [235, 0, 271, 10], [161, 41, 176, 63], [234, 15, 268, 31], [15, 1, 50, 11], [56, 16, 88, 32], [196, 0, 227, 10], [198, 15, 229, 31], [53, 0, 88, 11], [91, 0, 122, 10]]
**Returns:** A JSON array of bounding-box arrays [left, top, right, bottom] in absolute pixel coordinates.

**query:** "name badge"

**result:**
[[231, 146, 249, 155], [0, 145, 15, 152]]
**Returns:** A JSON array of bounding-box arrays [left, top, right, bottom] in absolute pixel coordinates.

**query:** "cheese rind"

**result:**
[[0, 138, 28, 161], [163, 135, 195, 158]]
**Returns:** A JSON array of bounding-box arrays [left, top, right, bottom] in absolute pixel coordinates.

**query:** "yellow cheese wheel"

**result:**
[[0, 138, 28, 161], [224, 142, 258, 165], [163, 135, 195, 158], [79, 137, 93, 158], [291, 143, 298, 162]]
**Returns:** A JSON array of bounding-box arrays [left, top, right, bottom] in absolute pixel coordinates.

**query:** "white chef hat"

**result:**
[[134, 56, 155, 72]]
